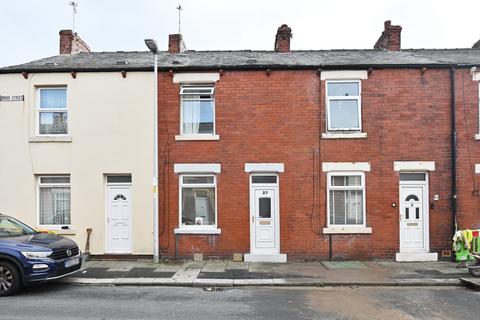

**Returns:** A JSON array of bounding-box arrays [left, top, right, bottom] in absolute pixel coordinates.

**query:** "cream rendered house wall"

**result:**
[[0, 72, 154, 254]]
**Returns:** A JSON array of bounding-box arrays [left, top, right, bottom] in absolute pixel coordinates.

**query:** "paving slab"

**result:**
[[106, 262, 136, 272], [248, 263, 274, 273], [183, 261, 206, 270], [172, 267, 202, 283], [153, 264, 182, 273], [201, 261, 227, 273], [226, 262, 249, 270]]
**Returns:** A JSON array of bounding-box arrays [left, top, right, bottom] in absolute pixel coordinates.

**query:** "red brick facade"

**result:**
[[156, 67, 480, 260], [455, 69, 480, 230]]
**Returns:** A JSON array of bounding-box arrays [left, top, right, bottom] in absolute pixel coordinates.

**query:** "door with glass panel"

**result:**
[[249, 175, 279, 255], [106, 176, 132, 253], [399, 173, 428, 252]]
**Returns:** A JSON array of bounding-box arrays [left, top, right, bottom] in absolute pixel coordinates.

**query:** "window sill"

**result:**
[[323, 226, 372, 234], [29, 136, 72, 143], [36, 228, 76, 235], [322, 132, 367, 139], [474, 133, 480, 140], [174, 228, 221, 235], [175, 135, 220, 141]]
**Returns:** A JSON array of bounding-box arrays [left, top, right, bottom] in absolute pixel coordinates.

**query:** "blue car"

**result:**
[[0, 214, 82, 296]]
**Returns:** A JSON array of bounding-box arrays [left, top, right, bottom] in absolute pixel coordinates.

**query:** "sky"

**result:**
[[1, 0, 480, 67]]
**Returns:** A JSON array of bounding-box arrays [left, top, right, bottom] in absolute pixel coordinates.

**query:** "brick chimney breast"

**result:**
[[59, 30, 91, 55], [168, 34, 186, 53], [374, 20, 402, 51], [275, 24, 292, 53]]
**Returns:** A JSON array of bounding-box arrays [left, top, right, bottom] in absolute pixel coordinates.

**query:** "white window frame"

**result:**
[[179, 85, 216, 137], [325, 80, 362, 132], [36, 87, 68, 137], [175, 173, 220, 234], [36, 175, 71, 229], [326, 171, 366, 228]]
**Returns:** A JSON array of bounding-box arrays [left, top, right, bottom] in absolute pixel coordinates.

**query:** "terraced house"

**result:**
[[1, 21, 480, 262]]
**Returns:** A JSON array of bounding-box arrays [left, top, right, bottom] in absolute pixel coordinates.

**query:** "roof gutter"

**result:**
[[1, 63, 478, 75]]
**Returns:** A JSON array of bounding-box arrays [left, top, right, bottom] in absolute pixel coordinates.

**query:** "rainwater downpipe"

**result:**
[[450, 65, 458, 236]]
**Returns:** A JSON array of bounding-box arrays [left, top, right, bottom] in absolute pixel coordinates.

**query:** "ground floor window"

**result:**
[[38, 175, 71, 226], [327, 172, 365, 226], [179, 175, 216, 228]]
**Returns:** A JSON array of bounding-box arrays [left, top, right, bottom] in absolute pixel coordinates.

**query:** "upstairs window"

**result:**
[[180, 86, 215, 135], [37, 88, 68, 135], [326, 81, 361, 131]]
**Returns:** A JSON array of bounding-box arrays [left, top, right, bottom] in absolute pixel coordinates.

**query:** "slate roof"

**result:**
[[1, 49, 480, 73]]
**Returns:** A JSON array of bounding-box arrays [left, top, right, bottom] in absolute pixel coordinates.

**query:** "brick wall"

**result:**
[[59, 30, 91, 54], [157, 68, 479, 260], [455, 69, 480, 230]]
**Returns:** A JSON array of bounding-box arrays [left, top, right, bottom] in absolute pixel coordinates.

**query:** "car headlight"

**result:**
[[21, 251, 52, 259]]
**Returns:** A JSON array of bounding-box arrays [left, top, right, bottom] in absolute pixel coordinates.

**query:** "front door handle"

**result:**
[[251, 216, 255, 223]]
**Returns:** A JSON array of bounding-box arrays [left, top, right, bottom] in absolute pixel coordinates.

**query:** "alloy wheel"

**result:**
[[0, 266, 13, 292]]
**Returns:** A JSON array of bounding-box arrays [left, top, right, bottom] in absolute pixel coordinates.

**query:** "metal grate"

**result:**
[[49, 246, 79, 260]]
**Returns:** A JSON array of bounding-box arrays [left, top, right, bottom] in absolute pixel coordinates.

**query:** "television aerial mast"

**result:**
[[176, 4, 183, 34], [69, 2, 78, 33]]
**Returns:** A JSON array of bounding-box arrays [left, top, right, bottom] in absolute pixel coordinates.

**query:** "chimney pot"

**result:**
[[374, 20, 402, 51], [59, 29, 91, 54], [275, 24, 292, 53], [168, 34, 186, 53]]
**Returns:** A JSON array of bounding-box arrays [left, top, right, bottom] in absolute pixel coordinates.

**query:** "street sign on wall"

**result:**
[[0, 95, 24, 102]]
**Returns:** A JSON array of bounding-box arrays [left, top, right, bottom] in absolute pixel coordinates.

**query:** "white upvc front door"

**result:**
[[106, 185, 132, 253], [399, 185, 425, 252], [244, 174, 286, 262], [396, 172, 437, 262], [251, 187, 277, 252]]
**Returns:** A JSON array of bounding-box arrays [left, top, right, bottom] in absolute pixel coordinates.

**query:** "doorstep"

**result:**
[[395, 252, 438, 262], [243, 253, 287, 263]]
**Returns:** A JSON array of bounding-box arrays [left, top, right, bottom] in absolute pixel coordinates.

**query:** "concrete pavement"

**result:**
[[57, 259, 476, 287]]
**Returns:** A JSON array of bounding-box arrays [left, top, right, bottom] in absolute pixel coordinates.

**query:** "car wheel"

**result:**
[[0, 262, 21, 296]]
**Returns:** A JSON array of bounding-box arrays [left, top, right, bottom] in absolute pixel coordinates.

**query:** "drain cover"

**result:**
[[203, 287, 224, 292]]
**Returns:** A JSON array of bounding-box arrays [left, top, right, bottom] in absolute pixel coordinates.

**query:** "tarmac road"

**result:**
[[1, 284, 479, 320]]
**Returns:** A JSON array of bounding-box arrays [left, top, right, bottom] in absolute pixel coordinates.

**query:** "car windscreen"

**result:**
[[0, 216, 38, 238]]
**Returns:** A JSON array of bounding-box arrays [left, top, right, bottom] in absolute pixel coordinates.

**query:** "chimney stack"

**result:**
[[59, 30, 91, 55], [168, 34, 186, 53], [473, 39, 480, 49], [374, 20, 402, 51], [274, 24, 292, 53]]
